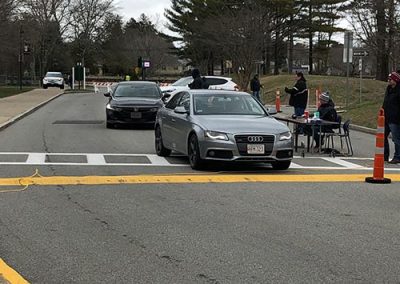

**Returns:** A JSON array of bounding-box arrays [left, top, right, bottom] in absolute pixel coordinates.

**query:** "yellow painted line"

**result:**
[[0, 259, 29, 284], [0, 174, 399, 187]]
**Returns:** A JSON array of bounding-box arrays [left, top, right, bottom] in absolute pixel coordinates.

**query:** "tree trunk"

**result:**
[[308, 3, 313, 74], [287, 14, 294, 74], [375, 0, 388, 81]]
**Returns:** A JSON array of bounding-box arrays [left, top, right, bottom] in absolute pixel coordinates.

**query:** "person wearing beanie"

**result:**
[[284, 72, 308, 117], [382, 71, 400, 164], [304, 91, 338, 149]]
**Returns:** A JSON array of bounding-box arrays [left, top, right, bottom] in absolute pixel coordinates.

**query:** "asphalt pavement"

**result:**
[[0, 88, 64, 130], [0, 87, 380, 160]]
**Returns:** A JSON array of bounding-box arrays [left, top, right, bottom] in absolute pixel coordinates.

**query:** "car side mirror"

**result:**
[[266, 106, 277, 115], [104, 92, 111, 97], [174, 106, 189, 114], [161, 93, 171, 103]]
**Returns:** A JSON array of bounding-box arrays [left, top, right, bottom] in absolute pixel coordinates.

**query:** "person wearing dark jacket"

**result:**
[[382, 71, 400, 164], [284, 72, 308, 117], [305, 92, 338, 148], [188, 68, 204, 89], [250, 74, 263, 102]]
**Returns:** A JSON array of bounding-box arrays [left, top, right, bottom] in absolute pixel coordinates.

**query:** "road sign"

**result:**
[[353, 51, 369, 57], [143, 61, 151, 68], [343, 31, 353, 63]]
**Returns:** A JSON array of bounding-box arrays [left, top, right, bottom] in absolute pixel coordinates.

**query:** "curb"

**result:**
[[0, 92, 64, 131], [349, 124, 376, 135]]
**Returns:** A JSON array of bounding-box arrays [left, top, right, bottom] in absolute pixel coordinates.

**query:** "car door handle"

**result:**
[[171, 118, 176, 122]]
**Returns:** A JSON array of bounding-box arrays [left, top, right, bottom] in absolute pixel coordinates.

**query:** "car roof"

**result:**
[[181, 75, 232, 80], [187, 90, 247, 96], [45, 72, 62, 75], [117, 81, 157, 86]]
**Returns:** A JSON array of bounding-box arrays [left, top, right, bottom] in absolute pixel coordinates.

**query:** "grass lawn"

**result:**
[[260, 74, 387, 129], [0, 86, 35, 99]]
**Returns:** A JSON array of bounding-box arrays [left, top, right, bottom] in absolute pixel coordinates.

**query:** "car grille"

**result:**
[[234, 135, 275, 156], [108, 107, 158, 122]]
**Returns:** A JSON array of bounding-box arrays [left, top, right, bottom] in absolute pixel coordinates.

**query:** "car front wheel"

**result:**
[[271, 160, 291, 170], [155, 126, 171, 157], [43, 85, 48, 89], [188, 134, 205, 170]]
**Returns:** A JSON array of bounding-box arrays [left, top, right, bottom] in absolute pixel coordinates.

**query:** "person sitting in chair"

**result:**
[[305, 92, 338, 148]]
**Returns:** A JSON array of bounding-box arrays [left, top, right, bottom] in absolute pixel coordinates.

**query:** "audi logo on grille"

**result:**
[[247, 136, 264, 143]]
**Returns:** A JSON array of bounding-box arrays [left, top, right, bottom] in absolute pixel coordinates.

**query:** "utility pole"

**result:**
[[343, 31, 353, 108]]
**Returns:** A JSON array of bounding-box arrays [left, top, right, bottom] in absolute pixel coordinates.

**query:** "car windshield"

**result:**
[[45, 72, 62, 78], [193, 93, 266, 116], [171, 77, 193, 86], [114, 84, 161, 98]]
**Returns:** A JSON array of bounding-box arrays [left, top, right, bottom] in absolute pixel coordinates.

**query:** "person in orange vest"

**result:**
[[382, 71, 400, 164]]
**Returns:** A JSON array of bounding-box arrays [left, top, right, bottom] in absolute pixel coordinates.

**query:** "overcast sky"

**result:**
[[115, 0, 172, 30], [114, 0, 348, 43]]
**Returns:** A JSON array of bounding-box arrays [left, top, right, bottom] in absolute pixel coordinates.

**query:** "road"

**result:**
[[0, 92, 399, 283]]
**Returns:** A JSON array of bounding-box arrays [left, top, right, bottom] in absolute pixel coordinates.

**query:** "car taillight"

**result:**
[[234, 85, 239, 91]]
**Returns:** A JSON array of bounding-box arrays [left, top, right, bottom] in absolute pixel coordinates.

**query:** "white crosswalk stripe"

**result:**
[[0, 152, 399, 171]]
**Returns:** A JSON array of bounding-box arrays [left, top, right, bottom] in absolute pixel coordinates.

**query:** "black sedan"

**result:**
[[104, 81, 164, 128]]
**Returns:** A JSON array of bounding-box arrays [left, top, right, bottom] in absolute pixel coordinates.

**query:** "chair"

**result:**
[[324, 115, 342, 150], [340, 120, 354, 156], [325, 119, 353, 156]]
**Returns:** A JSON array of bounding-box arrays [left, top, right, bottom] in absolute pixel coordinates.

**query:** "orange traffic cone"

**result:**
[[275, 89, 281, 113], [365, 108, 391, 184]]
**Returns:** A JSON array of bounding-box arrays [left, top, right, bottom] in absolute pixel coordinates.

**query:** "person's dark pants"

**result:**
[[252, 91, 260, 102], [384, 122, 400, 161], [294, 107, 305, 117], [294, 107, 306, 134]]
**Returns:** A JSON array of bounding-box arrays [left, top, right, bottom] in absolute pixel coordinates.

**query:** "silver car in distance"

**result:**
[[155, 90, 293, 170]]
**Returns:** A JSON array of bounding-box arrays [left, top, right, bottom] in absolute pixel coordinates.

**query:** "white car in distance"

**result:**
[[43, 72, 65, 89], [160, 76, 239, 94]]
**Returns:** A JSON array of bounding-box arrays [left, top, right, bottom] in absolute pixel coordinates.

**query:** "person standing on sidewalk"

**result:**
[[284, 72, 308, 117], [250, 74, 263, 102], [382, 71, 400, 164]]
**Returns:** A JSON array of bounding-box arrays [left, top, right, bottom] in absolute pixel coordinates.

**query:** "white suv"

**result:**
[[160, 76, 238, 94], [43, 72, 64, 89]]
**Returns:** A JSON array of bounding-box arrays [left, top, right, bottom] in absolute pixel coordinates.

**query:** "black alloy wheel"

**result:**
[[155, 126, 171, 156], [271, 160, 291, 170], [188, 134, 205, 170]]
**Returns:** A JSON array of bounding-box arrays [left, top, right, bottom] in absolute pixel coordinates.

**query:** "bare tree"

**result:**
[[349, 0, 400, 80], [69, 0, 114, 65]]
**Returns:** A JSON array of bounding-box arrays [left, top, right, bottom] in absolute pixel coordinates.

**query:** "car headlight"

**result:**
[[150, 107, 159, 112], [106, 104, 121, 111], [205, 130, 229, 141], [279, 131, 292, 141]]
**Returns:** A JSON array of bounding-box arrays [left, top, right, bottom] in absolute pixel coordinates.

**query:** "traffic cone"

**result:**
[[365, 108, 391, 184], [275, 89, 281, 113]]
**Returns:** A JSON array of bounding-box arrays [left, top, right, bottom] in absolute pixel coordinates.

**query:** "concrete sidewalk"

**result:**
[[0, 88, 64, 130]]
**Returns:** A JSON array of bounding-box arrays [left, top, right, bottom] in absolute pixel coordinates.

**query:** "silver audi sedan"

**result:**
[[155, 90, 293, 170]]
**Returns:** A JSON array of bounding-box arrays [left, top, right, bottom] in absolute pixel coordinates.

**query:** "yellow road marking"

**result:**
[[0, 174, 399, 187], [0, 259, 29, 284]]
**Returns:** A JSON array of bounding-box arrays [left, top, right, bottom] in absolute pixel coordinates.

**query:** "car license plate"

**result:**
[[247, 144, 264, 154], [131, 112, 142, 118]]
